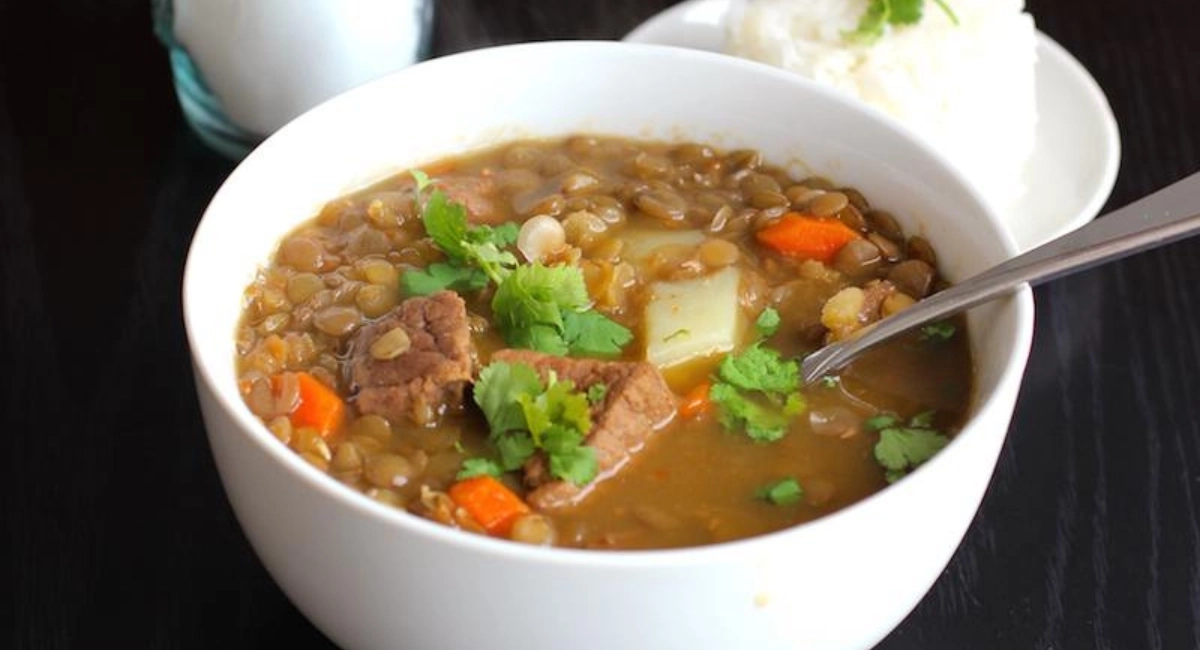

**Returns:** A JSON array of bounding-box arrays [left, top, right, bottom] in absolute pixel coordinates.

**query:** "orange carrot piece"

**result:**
[[274, 372, 345, 439], [755, 213, 861, 263], [679, 381, 713, 419], [449, 476, 531, 538]]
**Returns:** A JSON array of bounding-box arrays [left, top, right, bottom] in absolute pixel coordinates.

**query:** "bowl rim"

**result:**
[[183, 39, 1035, 568]]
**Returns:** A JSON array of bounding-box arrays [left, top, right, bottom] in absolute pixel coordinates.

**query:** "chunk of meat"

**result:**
[[347, 291, 475, 426], [490, 349, 677, 510], [436, 176, 501, 224], [859, 279, 897, 321]]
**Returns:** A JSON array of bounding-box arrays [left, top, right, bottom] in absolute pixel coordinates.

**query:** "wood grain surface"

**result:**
[[3, 0, 1198, 647]]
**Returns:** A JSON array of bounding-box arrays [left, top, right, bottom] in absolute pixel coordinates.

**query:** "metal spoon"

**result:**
[[801, 170, 1200, 384]]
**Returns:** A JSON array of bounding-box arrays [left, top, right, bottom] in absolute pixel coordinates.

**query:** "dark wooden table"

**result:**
[[4, 0, 1199, 647]]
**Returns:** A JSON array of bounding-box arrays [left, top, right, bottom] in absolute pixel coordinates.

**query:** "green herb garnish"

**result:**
[[662, 328, 691, 343], [404, 170, 631, 358], [920, 321, 956, 341], [401, 262, 490, 296], [908, 409, 936, 428], [491, 263, 632, 357], [456, 457, 503, 480], [755, 307, 781, 338], [472, 361, 599, 485], [709, 343, 806, 443], [864, 414, 900, 431], [402, 169, 519, 296], [717, 343, 800, 395], [757, 478, 804, 506], [586, 382, 609, 406], [868, 411, 950, 482], [845, 0, 959, 45]]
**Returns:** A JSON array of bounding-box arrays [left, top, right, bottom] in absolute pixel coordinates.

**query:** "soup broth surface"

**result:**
[[235, 135, 973, 549]]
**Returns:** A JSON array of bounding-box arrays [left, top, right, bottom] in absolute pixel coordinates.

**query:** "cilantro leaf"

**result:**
[[401, 262, 489, 297], [508, 324, 569, 357], [845, 0, 891, 43], [864, 414, 900, 432], [909, 410, 936, 428], [548, 381, 593, 437], [492, 263, 629, 357], [420, 190, 472, 262], [716, 343, 800, 395], [472, 361, 601, 485], [845, 0, 958, 45], [783, 393, 807, 417], [457, 457, 502, 480], [464, 242, 519, 285], [467, 222, 519, 248], [757, 478, 804, 506], [709, 342, 806, 443], [495, 432, 536, 471], [409, 172, 519, 290], [755, 307, 781, 338], [920, 321, 956, 341], [710, 383, 790, 443], [540, 423, 585, 454], [587, 383, 608, 406], [410, 169, 432, 193], [563, 310, 634, 357], [491, 263, 577, 341], [517, 376, 592, 446], [874, 427, 949, 483], [890, 0, 924, 25], [474, 361, 543, 436], [548, 444, 598, 485]]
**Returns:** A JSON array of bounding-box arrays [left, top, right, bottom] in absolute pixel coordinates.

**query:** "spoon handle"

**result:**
[[801, 170, 1200, 384]]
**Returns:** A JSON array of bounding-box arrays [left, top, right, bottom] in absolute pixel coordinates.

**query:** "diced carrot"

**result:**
[[273, 371, 345, 439], [448, 476, 531, 538], [755, 213, 861, 263], [679, 381, 713, 419]]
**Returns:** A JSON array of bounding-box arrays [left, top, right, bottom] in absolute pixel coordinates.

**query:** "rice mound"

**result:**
[[727, 0, 1037, 211]]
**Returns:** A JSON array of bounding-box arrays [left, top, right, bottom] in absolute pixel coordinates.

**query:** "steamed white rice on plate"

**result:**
[[727, 0, 1038, 211]]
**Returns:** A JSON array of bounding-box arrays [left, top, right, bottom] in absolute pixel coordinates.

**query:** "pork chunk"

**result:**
[[490, 349, 678, 510], [348, 291, 474, 426]]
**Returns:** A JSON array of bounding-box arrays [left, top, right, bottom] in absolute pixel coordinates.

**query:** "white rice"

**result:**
[[727, 0, 1037, 211]]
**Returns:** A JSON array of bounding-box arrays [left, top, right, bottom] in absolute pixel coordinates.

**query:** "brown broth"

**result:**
[[234, 135, 974, 550]]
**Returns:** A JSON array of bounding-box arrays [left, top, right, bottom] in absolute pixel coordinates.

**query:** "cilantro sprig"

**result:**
[[866, 410, 950, 482], [709, 342, 806, 443], [492, 263, 632, 357], [845, 0, 959, 45], [402, 170, 519, 296], [467, 361, 599, 485], [707, 306, 806, 442], [403, 170, 632, 358], [456, 457, 502, 480]]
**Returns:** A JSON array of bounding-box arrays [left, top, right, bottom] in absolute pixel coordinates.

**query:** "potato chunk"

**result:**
[[644, 267, 744, 369]]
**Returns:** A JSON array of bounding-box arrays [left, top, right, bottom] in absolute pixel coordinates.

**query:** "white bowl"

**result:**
[[183, 41, 1034, 650]]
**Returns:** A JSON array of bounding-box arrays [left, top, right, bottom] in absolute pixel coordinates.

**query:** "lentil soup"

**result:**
[[235, 135, 972, 550]]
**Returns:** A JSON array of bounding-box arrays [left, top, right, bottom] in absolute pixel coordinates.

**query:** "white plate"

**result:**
[[624, 0, 1121, 252]]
